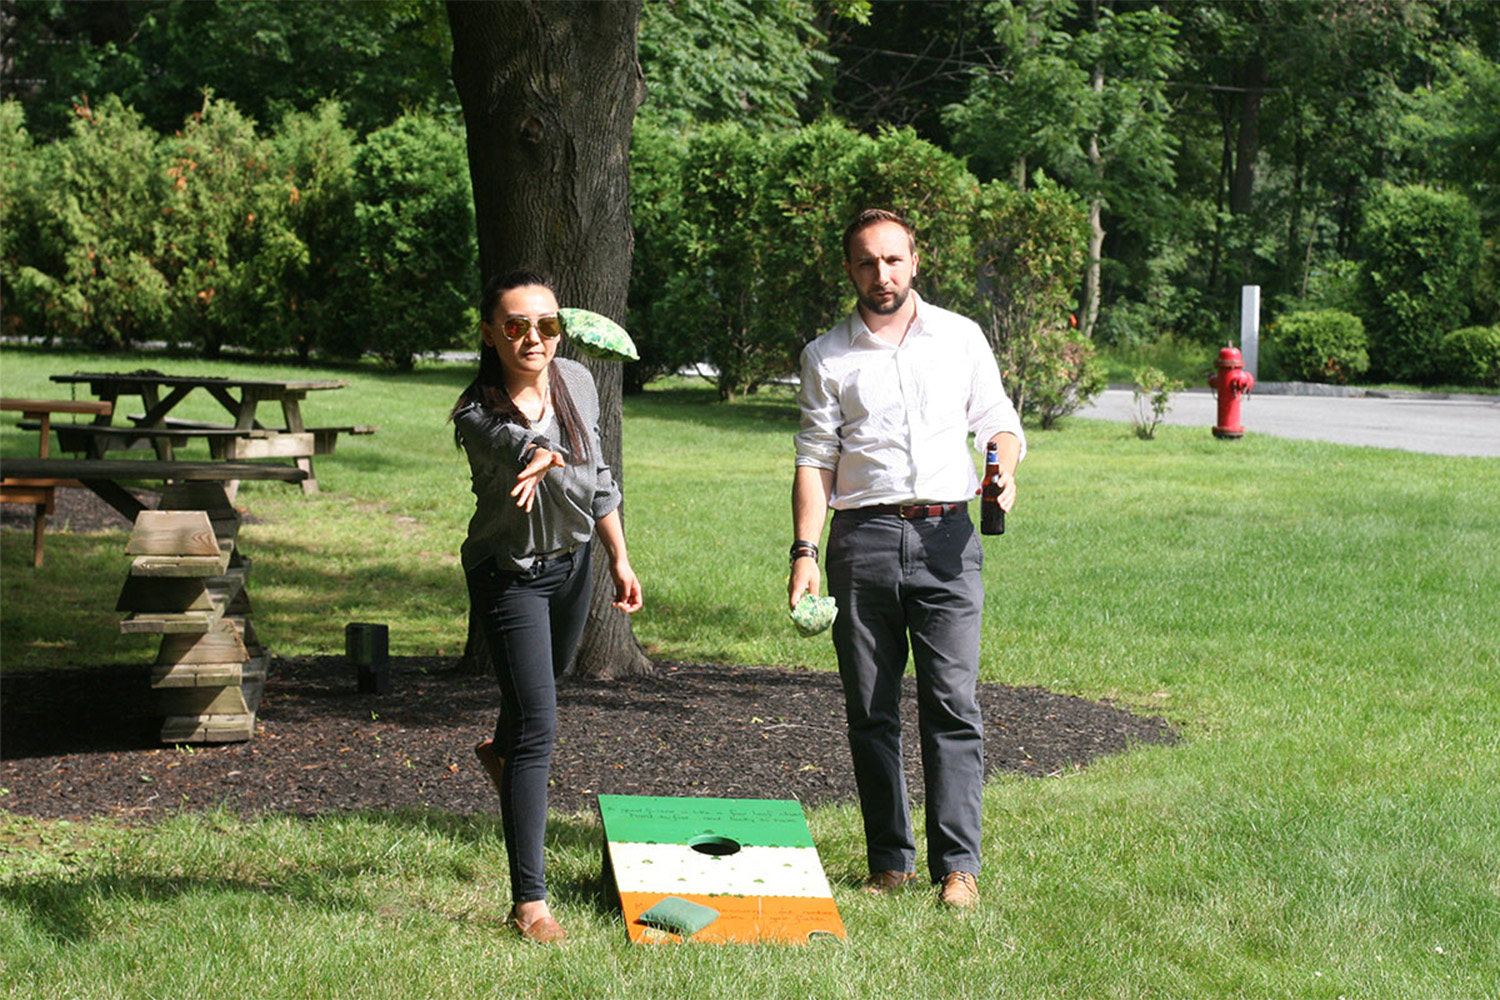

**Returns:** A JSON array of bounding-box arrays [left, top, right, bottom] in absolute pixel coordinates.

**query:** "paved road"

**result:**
[[1077, 386, 1500, 458]]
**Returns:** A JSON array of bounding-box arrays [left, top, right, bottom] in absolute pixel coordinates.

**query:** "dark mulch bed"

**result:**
[[1, 656, 1175, 823], [2, 487, 1177, 823]]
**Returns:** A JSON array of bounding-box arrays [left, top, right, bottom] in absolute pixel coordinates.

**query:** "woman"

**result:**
[[452, 271, 643, 944]]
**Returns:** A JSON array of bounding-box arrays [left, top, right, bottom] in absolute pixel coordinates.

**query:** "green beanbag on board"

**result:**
[[638, 896, 719, 938]]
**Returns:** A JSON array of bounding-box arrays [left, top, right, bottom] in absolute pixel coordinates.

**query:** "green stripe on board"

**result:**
[[598, 795, 815, 848]]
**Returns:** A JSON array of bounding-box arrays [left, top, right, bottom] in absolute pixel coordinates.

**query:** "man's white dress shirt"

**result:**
[[794, 293, 1025, 510]]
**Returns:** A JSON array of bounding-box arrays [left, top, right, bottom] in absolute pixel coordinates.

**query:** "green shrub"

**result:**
[[1439, 325, 1500, 386], [6, 96, 173, 348], [338, 112, 476, 368], [157, 96, 306, 356], [972, 177, 1100, 425], [1359, 183, 1482, 382], [0, 101, 42, 338], [1024, 325, 1107, 429], [629, 119, 979, 400], [269, 101, 360, 361], [1267, 309, 1370, 384]]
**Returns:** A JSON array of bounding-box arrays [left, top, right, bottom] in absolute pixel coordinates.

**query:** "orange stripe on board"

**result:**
[[619, 891, 847, 945]]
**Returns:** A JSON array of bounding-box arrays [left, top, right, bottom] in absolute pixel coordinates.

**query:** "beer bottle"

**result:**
[[981, 442, 1006, 535]]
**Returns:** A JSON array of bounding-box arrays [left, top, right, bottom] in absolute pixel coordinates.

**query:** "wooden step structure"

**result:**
[[117, 482, 269, 743]]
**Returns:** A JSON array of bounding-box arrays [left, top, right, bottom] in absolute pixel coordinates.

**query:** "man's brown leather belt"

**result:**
[[858, 502, 968, 519]]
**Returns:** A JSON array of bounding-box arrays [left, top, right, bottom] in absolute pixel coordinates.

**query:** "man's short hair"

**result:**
[[842, 209, 916, 260]]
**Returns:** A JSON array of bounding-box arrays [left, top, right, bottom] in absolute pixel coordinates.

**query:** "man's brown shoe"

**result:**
[[863, 870, 918, 894], [474, 740, 505, 796], [938, 870, 979, 908]]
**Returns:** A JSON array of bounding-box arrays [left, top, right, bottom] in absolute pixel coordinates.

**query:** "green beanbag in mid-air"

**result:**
[[559, 307, 639, 362], [790, 594, 838, 637]]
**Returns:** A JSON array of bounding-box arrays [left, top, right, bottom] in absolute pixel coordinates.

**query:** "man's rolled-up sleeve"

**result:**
[[966, 330, 1027, 463], [793, 347, 841, 471]]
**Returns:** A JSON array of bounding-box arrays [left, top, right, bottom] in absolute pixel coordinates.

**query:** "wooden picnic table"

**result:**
[[0, 459, 299, 742], [47, 371, 376, 494]]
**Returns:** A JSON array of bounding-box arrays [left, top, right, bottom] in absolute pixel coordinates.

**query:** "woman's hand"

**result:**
[[594, 508, 642, 613], [610, 558, 643, 614], [510, 446, 564, 512]]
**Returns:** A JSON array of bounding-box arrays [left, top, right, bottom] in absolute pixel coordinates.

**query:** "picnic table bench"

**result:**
[[1, 397, 114, 566], [45, 371, 377, 494]]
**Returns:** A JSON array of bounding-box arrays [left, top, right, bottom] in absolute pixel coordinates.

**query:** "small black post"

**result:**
[[346, 623, 390, 694]]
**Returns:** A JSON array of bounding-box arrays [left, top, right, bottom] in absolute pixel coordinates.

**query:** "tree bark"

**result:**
[[1229, 52, 1265, 218], [448, 0, 653, 680], [1081, 57, 1104, 341]]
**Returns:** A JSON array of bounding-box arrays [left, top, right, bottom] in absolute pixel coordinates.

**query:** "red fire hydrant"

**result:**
[[1208, 345, 1255, 439]]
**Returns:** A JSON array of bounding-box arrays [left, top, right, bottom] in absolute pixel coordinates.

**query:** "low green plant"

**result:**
[[1439, 324, 1500, 386], [1129, 365, 1182, 439], [1266, 308, 1370, 384]]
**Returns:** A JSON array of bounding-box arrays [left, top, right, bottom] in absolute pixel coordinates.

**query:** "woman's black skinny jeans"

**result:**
[[466, 542, 593, 904]]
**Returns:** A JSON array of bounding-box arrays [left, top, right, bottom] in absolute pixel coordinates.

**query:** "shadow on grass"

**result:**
[[0, 807, 616, 946]]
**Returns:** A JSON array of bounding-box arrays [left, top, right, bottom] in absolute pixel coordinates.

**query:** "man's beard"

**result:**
[[858, 284, 911, 316]]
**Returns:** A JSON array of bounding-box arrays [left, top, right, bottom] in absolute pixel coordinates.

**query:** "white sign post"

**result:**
[[1240, 285, 1261, 379]]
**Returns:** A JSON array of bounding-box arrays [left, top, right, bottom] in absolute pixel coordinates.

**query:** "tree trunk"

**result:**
[[448, 0, 653, 680], [1080, 55, 1104, 341], [1229, 52, 1265, 218]]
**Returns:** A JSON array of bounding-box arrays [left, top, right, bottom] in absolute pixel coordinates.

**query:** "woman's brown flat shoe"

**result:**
[[510, 908, 567, 944]]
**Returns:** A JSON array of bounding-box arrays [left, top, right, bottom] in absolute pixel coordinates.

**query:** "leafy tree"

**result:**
[[817, 0, 1005, 144], [636, 0, 832, 130], [2, 0, 453, 140], [945, 0, 1179, 341]]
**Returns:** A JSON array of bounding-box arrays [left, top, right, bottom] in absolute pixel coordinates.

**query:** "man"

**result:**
[[788, 209, 1024, 908]]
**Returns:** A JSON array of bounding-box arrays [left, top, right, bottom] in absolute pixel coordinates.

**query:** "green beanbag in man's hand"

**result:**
[[558, 307, 639, 362], [790, 594, 837, 637]]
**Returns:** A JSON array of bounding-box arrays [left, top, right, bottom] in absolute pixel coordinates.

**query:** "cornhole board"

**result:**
[[599, 794, 846, 945]]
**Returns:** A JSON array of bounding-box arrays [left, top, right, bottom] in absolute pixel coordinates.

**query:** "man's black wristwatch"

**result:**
[[789, 540, 819, 563]]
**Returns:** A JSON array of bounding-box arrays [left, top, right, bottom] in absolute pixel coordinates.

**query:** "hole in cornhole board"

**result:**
[[689, 835, 742, 857]]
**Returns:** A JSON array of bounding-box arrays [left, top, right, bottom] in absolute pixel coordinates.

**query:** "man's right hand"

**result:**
[[788, 556, 821, 610]]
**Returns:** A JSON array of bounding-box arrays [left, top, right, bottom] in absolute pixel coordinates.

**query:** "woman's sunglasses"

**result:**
[[500, 314, 563, 341]]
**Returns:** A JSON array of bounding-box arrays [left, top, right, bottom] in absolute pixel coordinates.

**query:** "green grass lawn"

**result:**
[[3, 347, 1498, 998]]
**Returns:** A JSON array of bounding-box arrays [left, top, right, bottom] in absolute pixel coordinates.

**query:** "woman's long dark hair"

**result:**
[[451, 270, 589, 463]]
